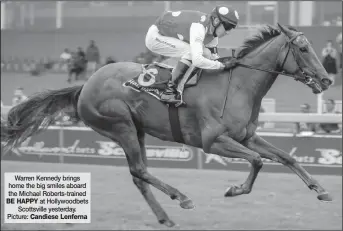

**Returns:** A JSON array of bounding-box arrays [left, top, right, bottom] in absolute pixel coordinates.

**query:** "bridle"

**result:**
[[235, 32, 317, 86], [219, 32, 319, 118]]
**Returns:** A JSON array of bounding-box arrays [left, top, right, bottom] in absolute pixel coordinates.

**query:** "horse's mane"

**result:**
[[236, 24, 298, 59]]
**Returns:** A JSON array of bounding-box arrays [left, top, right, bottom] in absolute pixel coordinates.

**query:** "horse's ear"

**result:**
[[277, 23, 293, 38]]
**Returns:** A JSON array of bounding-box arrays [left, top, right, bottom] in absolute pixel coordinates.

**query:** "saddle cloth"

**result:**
[[122, 62, 202, 101]]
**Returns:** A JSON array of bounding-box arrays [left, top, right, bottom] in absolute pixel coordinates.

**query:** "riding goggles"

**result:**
[[222, 21, 236, 31]]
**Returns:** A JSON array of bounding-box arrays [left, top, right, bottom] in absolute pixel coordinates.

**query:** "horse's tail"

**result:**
[[1, 85, 83, 151]]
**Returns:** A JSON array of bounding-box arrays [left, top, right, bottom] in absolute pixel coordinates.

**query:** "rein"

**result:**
[[236, 63, 296, 79], [235, 32, 312, 83], [235, 62, 314, 84], [219, 32, 315, 118]]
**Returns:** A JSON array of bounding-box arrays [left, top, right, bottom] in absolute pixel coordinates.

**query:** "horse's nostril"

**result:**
[[322, 78, 332, 86]]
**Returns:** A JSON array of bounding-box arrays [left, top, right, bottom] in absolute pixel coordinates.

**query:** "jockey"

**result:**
[[145, 6, 240, 105]]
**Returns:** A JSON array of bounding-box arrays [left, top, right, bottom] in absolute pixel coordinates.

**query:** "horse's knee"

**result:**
[[251, 155, 263, 169]]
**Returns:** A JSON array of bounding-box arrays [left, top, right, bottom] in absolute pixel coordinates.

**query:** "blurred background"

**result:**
[[1, 1, 342, 135]]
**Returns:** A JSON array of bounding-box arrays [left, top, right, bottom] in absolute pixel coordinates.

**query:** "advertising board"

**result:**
[[1, 128, 198, 169], [1, 129, 61, 164], [1, 128, 341, 175], [202, 134, 342, 175]]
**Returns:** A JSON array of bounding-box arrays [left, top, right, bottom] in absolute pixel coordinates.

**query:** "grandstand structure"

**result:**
[[1, 1, 342, 29], [1, 1, 342, 120]]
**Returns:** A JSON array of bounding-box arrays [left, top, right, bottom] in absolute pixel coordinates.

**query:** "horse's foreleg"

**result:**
[[209, 134, 263, 197], [132, 132, 175, 227], [243, 133, 332, 201]]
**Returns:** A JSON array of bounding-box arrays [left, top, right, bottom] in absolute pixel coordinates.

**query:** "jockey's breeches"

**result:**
[[145, 25, 211, 61]]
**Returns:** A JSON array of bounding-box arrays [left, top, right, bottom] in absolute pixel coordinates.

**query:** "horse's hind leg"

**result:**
[[243, 134, 332, 201], [123, 128, 193, 210], [132, 131, 175, 227], [86, 100, 194, 209]]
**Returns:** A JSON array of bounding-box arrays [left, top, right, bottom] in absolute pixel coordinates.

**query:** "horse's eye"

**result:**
[[299, 47, 308, 53]]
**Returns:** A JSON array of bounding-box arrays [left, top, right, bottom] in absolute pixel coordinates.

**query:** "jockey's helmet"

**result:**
[[210, 6, 239, 31]]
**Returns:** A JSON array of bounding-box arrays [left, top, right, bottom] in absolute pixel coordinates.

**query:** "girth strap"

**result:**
[[168, 105, 185, 143]]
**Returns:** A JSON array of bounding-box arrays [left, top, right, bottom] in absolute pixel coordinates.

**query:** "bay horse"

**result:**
[[1, 24, 333, 227]]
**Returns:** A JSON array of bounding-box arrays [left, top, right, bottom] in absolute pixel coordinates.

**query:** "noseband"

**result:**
[[278, 33, 315, 85]]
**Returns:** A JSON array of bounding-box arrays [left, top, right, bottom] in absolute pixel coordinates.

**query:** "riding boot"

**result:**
[[160, 60, 190, 104]]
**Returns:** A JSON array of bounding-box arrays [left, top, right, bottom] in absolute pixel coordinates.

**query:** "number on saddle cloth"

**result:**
[[122, 62, 173, 101], [122, 62, 203, 102], [139, 63, 173, 89]]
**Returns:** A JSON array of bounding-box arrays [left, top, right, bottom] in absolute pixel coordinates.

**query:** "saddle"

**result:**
[[122, 54, 236, 104], [122, 62, 202, 102]]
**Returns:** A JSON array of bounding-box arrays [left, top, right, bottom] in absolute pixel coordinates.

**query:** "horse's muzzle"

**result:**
[[300, 75, 323, 94]]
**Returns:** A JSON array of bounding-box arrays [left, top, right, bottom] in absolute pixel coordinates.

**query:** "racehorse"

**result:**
[[1, 24, 333, 227]]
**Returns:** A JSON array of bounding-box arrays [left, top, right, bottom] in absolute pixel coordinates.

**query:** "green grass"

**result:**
[[1, 161, 342, 230]]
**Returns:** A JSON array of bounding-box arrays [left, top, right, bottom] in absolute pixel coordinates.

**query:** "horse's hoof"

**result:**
[[317, 192, 333, 202], [180, 199, 195, 209], [225, 186, 239, 197], [159, 219, 176, 227]]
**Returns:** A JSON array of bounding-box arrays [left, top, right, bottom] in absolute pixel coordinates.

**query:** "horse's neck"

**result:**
[[241, 35, 284, 100]]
